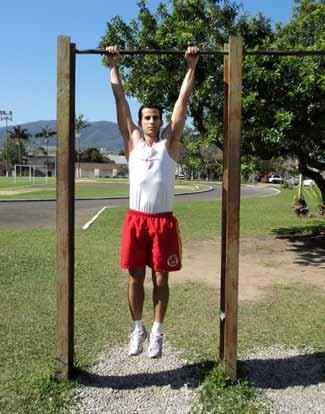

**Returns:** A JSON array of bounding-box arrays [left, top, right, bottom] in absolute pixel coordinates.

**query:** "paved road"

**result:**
[[0, 184, 279, 230]]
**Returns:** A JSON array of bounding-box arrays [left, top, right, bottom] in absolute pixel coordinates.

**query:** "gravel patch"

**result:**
[[69, 341, 201, 414], [242, 345, 325, 414]]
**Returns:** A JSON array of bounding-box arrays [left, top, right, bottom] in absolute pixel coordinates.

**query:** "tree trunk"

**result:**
[[17, 141, 21, 166], [299, 158, 325, 205]]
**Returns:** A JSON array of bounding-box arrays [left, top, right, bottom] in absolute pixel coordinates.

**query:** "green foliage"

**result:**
[[3, 136, 27, 167], [8, 125, 30, 145], [35, 126, 56, 142], [35, 126, 56, 147], [179, 127, 203, 178], [75, 114, 90, 132], [194, 363, 269, 414], [178, 127, 222, 179], [79, 147, 111, 163], [7, 126, 30, 166], [75, 114, 91, 165], [12, 373, 76, 414], [99, 0, 272, 145], [100, 0, 325, 198], [240, 158, 256, 182], [35, 126, 56, 167], [244, 0, 325, 198], [304, 184, 325, 214], [308, 184, 324, 204]]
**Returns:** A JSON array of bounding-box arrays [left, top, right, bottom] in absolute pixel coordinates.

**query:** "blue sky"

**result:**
[[0, 1, 295, 128]]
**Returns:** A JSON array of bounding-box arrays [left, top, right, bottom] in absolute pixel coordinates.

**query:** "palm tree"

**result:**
[[35, 126, 56, 174], [8, 126, 31, 167], [75, 114, 90, 177]]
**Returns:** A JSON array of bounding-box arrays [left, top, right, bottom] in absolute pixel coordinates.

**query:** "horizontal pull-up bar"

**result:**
[[76, 48, 325, 57], [77, 49, 225, 55]]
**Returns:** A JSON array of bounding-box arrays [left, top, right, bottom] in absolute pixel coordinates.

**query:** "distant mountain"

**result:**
[[0, 120, 124, 152]]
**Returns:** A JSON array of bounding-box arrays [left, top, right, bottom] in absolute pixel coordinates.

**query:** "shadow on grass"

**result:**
[[240, 352, 325, 389], [272, 224, 325, 268], [74, 360, 215, 390]]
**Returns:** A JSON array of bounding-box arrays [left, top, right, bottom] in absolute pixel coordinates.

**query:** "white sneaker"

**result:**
[[128, 328, 147, 356], [148, 332, 163, 358]]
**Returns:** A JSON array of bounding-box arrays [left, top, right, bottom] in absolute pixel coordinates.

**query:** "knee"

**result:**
[[128, 269, 145, 286], [153, 272, 169, 288]]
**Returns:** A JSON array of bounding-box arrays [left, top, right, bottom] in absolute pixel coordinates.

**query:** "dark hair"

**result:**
[[138, 104, 163, 125]]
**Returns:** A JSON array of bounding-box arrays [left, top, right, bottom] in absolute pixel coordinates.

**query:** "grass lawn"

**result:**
[[0, 177, 56, 189], [1, 188, 324, 413], [0, 177, 206, 200]]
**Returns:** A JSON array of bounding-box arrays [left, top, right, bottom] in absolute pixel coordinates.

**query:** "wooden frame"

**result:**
[[56, 36, 76, 380], [55, 35, 242, 381], [219, 37, 243, 380]]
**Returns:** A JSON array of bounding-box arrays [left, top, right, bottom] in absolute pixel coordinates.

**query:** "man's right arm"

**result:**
[[107, 47, 140, 156]]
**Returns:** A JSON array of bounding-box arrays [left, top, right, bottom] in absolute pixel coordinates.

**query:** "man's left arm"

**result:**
[[163, 46, 199, 159]]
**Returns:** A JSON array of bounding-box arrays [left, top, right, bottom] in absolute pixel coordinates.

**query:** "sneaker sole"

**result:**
[[128, 350, 144, 356], [148, 351, 162, 358]]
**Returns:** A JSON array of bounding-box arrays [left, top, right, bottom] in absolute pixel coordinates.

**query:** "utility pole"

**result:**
[[0, 110, 13, 176]]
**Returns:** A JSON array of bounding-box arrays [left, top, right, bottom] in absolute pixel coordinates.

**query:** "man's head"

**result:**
[[138, 105, 163, 139], [138, 104, 163, 125]]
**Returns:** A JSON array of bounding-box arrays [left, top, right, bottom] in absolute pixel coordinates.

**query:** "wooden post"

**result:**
[[219, 43, 229, 362], [219, 36, 242, 381], [56, 36, 75, 381]]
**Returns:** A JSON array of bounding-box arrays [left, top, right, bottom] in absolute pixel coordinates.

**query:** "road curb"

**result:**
[[0, 185, 214, 202]]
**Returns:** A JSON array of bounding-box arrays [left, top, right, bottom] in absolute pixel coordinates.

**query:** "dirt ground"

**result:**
[[163, 235, 325, 303]]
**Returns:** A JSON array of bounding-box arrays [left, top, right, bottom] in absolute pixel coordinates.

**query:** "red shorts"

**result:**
[[121, 209, 182, 272]]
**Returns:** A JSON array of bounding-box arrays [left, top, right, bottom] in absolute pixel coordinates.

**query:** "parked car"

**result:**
[[303, 178, 315, 187], [287, 176, 299, 186], [248, 174, 260, 183], [268, 174, 283, 184], [259, 175, 269, 183], [176, 173, 185, 179]]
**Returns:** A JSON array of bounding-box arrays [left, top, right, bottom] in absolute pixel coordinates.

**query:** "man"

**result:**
[[107, 45, 199, 358]]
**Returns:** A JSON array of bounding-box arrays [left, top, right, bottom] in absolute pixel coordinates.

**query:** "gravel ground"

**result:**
[[242, 345, 325, 414], [69, 341, 200, 414], [69, 343, 325, 413]]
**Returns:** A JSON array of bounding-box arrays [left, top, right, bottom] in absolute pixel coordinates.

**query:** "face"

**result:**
[[139, 108, 162, 138]]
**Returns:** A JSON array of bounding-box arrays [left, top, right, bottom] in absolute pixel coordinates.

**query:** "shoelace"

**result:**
[[130, 330, 145, 345]]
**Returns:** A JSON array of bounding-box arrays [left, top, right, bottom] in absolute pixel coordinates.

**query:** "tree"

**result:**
[[3, 136, 27, 170], [178, 127, 202, 179], [199, 138, 223, 179], [35, 126, 56, 173], [241, 0, 325, 207], [100, 0, 325, 206], [7, 126, 30, 166], [280, 0, 325, 209], [79, 147, 113, 163], [99, 0, 273, 169], [75, 114, 90, 176], [100, 0, 273, 138]]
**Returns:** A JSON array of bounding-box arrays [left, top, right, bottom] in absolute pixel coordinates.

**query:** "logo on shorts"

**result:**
[[167, 254, 178, 267]]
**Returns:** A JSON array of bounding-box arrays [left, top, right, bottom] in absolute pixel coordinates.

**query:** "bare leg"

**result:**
[[152, 271, 169, 323], [128, 268, 146, 321]]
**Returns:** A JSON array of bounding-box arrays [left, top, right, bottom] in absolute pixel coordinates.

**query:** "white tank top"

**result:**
[[128, 139, 176, 213]]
